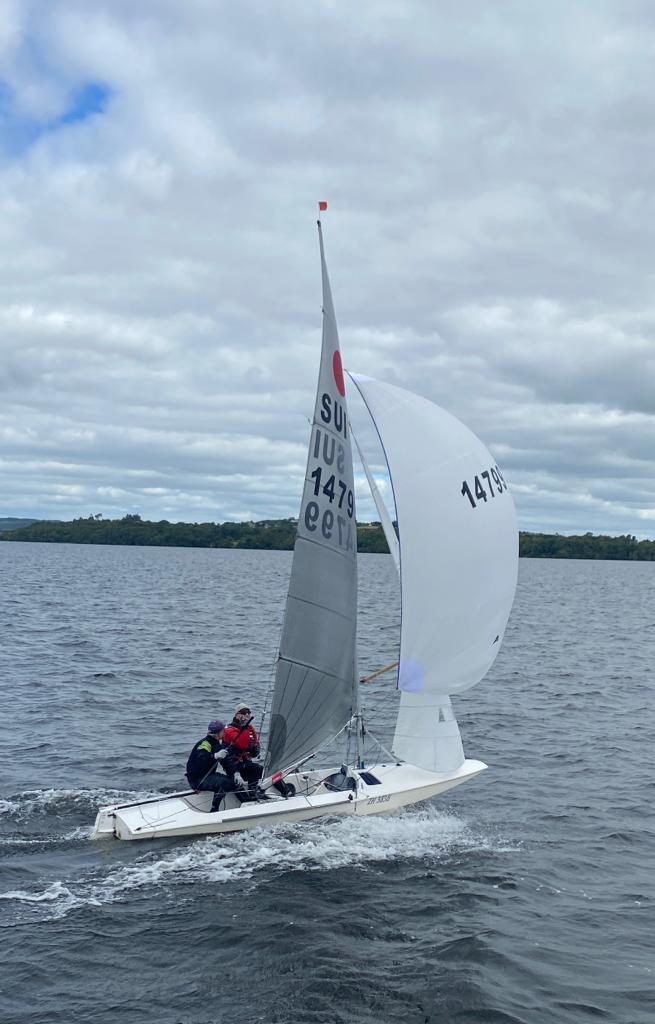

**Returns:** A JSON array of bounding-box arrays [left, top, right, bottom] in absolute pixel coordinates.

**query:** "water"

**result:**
[[0, 543, 653, 1024]]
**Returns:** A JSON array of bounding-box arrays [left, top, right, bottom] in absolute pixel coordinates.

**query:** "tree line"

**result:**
[[1, 516, 654, 559], [518, 531, 655, 560]]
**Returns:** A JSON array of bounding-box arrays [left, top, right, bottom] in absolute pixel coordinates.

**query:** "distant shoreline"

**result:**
[[1, 516, 654, 560]]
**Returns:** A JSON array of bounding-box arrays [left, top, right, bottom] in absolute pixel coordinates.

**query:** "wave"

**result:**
[[0, 787, 161, 822], [0, 880, 96, 921], [0, 805, 515, 925], [0, 826, 93, 849]]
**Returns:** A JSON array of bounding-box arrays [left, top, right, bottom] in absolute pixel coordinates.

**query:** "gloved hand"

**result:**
[[233, 772, 245, 789], [214, 749, 228, 761]]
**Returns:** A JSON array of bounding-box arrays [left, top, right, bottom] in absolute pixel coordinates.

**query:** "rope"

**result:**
[[361, 728, 397, 763]]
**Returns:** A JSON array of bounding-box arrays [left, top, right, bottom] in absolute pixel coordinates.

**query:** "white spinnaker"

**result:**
[[349, 374, 518, 773]]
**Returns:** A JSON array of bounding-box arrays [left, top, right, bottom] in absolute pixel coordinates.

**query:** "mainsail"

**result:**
[[349, 374, 518, 773], [265, 222, 358, 775]]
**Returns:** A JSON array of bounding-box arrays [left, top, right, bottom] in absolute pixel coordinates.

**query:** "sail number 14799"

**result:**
[[461, 466, 507, 509]]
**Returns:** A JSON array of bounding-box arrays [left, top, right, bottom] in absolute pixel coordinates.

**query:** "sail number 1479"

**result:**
[[310, 466, 354, 518], [461, 466, 507, 509]]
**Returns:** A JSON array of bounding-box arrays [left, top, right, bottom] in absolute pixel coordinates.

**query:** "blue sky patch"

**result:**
[[0, 80, 111, 157], [59, 82, 110, 126]]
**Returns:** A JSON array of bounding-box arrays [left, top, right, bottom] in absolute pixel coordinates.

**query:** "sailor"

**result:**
[[185, 720, 241, 812], [223, 702, 295, 798]]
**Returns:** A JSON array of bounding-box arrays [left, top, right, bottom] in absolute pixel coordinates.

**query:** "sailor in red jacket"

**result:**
[[223, 701, 294, 798]]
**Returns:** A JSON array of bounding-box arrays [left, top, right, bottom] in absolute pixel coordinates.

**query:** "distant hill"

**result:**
[[1, 515, 654, 559], [0, 518, 41, 533]]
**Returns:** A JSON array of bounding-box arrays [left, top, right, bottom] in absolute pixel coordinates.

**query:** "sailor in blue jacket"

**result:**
[[185, 720, 241, 812]]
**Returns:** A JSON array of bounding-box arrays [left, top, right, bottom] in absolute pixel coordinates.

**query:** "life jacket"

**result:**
[[223, 721, 259, 759]]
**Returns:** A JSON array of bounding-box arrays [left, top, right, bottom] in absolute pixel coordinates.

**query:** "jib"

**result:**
[[320, 393, 348, 438]]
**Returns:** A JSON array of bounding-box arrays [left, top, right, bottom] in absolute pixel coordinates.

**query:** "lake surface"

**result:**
[[0, 543, 653, 1024]]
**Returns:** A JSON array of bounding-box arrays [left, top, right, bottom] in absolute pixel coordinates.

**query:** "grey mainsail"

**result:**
[[265, 221, 358, 775]]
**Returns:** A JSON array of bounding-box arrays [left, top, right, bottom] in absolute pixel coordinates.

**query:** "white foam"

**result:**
[[0, 805, 511, 925], [0, 880, 76, 904], [0, 836, 53, 847], [0, 788, 160, 821], [97, 806, 476, 901], [0, 880, 98, 922]]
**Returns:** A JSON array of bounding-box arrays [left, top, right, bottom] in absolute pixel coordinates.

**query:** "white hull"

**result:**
[[90, 759, 486, 841]]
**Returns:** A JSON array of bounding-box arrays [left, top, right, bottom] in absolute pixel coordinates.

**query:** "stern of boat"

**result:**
[[90, 805, 119, 839]]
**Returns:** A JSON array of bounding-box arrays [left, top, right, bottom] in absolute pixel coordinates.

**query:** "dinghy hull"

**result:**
[[90, 759, 486, 840]]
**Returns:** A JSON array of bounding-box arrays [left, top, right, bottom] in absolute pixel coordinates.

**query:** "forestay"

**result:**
[[351, 429, 400, 573], [349, 374, 518, 772], [265, 223, 358, 776]]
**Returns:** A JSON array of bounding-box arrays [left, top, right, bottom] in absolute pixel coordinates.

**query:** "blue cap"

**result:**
[[208, 719, 225, 734]]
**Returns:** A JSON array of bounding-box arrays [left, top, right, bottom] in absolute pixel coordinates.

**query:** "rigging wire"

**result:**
[[258, 645, 280, 748]]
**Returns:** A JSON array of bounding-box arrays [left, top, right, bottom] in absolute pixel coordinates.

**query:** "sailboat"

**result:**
[[90, 213, 518, 841]]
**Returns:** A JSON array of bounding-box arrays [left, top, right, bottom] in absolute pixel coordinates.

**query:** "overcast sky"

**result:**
[[2, 0, 655, 537]]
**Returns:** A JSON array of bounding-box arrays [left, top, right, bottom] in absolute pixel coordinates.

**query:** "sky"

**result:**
[[1, 0, 655, 537]]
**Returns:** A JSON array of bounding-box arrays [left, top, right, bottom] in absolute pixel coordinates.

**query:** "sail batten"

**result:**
[[265, 222, 358, 775]]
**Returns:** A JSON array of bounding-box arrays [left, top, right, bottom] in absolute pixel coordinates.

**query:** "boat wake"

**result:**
[[0, 805, 517, 926], [0, 787, 163, 854], [0, 827, 92, 849], [0, 787, 161, 822]]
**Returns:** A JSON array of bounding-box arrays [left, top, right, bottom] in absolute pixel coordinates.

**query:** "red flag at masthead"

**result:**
[[318, 201, 328, 211]]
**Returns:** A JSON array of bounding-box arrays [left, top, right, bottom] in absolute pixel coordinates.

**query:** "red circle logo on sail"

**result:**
[[332, 351, 345, 396]]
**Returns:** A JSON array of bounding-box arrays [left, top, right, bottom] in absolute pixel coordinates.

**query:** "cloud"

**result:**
[[1, 1, 654, 535]]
